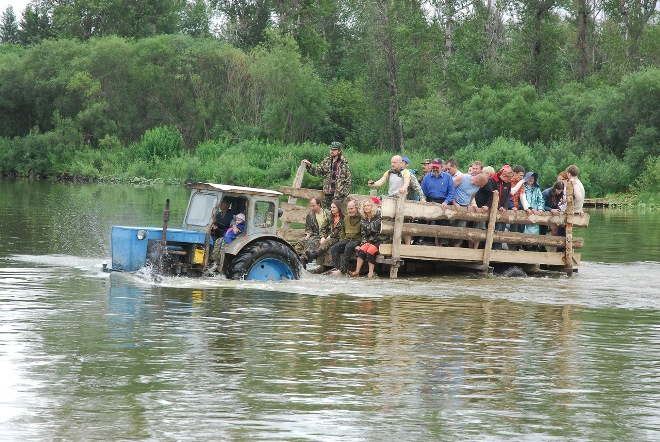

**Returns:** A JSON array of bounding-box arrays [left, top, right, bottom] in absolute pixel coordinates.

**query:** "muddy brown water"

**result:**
[[1, 179, 659, 440]]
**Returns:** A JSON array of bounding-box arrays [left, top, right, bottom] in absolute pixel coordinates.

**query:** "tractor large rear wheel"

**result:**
[[228, 239, 302, 281]]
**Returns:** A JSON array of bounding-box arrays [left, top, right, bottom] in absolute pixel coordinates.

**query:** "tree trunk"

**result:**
[[576, 0, 589, 80], [380, 1, 405, 152]]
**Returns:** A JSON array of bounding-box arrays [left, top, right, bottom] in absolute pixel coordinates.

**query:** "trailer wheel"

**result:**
[[501, 266, 527, 278], [228, 239, 302, 281]]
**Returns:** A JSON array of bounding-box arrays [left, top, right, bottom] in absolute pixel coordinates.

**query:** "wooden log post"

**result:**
[[389, 194, 405, 278], [481, 191, 499, 274], [281, 164, 307, 231], [564, 180, 574, 276]]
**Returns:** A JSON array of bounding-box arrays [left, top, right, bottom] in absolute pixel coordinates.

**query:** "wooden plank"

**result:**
[[489, 250, 581, 266], [495, 210, 589, 227], [288, 164, 306, 204], [380, 244, 484, 262], [482, 192, 499, 270], [277, 228, 306, 242], [380, 197, 590, 227], [281, 164, 307, 230], [565, 180, 574, 276], [279, 203, 308, 224], [379, 244, 581, 266], [279, 186, 324, 201], [380, 220, 584, 248], [389, 193, 405, 278]]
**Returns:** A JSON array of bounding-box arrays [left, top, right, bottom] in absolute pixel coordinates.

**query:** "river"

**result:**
[[1, 179, 659, 440]]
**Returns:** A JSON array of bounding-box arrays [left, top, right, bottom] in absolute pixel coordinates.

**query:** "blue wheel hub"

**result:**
[[245, 258, 295, 281]]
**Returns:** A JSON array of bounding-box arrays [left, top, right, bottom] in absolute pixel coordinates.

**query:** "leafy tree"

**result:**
[[602, 0, 658, 69], [0, 6, 20, 44], [19, 5, 54, 45], [248, 33, 327, 143], [181, 0, 212, 37], [505, 0, 564, 90], [212, 0, 271, 50]]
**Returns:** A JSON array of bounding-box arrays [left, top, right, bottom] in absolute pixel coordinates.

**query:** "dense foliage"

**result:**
[[0, 0, 658, 198]]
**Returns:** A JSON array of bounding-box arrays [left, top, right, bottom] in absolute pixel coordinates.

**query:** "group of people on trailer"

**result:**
[[297, 142, 586, 277]]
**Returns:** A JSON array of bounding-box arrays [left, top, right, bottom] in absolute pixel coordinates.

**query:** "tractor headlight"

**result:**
[[137, 230, 148, 240]]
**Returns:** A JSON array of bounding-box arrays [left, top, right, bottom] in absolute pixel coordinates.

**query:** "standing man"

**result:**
[[452, 169, 488, 247], [367, 155, 411, 197], [485, 165, 514, 250], [421, 159, 455, 208], [445, 159, 463, 189], [421, 159, 455, 246], [402, 156, 425, 201], [419, 159, 432, 184], [302, 142, 352, 209], [565, 164, 585, 215]]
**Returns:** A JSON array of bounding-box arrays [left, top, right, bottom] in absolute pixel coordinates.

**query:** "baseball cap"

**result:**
[[235, 213, 245, 221], [431, 159, 442, 168], [421, 159, 431, 164], [402, 156, 410, 164], [330, 141, 342, 150]]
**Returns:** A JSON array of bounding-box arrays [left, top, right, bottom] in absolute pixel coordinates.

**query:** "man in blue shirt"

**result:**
[[421, 159, 455, 208]]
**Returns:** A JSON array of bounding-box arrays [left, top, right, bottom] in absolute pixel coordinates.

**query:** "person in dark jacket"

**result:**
[[542, 180, 565, 239], [329, 199, 362, 275], [349, 198, 385, 278], [304, 200, 344, 264], [486, 165, 513, 250], [295, 197, 330, 268]]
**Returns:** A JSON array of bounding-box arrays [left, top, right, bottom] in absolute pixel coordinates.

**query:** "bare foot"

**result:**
[[328, 269, 343, 276], [349, 270, 359, 277], [367, 273, 375, 278]]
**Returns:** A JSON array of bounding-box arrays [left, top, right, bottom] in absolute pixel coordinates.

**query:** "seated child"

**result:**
[[223, 213, 245, 244]]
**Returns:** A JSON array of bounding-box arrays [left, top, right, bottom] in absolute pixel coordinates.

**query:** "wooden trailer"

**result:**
[[277, 170, 589, 278]]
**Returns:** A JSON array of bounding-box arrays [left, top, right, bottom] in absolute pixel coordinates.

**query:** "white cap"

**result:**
[[235, 213, 245, 221]]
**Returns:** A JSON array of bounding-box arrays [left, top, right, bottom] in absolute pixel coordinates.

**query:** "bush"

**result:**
[[136, 125, 184, 163], [452, 137, 537, 173], [637, 156, 660, 194]]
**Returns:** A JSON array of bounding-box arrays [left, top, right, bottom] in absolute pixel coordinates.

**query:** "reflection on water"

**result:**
[[1, 179, 660, 440], [0, 264, 659, 440]]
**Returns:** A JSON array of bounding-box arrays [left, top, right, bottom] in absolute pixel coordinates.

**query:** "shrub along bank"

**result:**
[[1, 126, 657, 205]]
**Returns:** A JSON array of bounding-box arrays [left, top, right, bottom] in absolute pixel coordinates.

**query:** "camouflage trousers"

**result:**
[[293, 237, 321, 257], [211, 238, 225, 261], [309, 237, 339, 260]]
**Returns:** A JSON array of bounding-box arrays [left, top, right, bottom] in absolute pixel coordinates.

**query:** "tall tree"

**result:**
[[0, 6, 20, 44], [181, 0, 213, 37], [603, 0, 658, 68], [19, 4, 55, 45], [212, 0, 272, 49], [506, 0, 563, 90]]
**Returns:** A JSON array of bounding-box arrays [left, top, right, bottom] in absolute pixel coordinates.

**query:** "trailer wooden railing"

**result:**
[[278, 180, 589, 278]]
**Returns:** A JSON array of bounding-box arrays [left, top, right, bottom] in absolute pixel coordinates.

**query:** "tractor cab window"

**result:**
[[185, 192, 217, 226], [254, 201, 275, 228]]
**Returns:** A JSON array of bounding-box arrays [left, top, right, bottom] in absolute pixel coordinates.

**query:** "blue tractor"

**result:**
[[109, 183, 302, 281]]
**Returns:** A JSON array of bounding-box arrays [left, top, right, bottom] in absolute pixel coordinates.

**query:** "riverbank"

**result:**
[[2, 135, 659, 202]]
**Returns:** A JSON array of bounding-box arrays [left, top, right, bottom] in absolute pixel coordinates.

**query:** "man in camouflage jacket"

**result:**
[[301, 142, 352, 209]]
